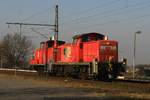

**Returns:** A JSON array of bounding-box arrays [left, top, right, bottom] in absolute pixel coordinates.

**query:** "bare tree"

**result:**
[[0, 33, 33, 69]]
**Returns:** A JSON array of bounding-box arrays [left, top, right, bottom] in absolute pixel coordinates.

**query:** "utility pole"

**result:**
[[6, 5, 59, 49], [6, 5, 59, 71], [53, 5, 59, 62], [55, 5, 59, 46], [0, 54, 2, 69], [19, 24, 22, 38], [133, 31, 141, 79], [6, 23, 56, 71]]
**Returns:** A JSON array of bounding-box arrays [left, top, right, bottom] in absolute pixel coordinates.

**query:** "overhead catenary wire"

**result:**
[[0, 0, 118, 38], [76, 13, 150, 32], [30, 28, 49, 39], [61, 0, 150, 25], [1, 0, 150, 40], [18, 26, 50, 39], [21, 7, 52, 22], [61, 1, 150, 32], [61, 12, 150, 33], [0, 6, 53, 38], [61, 0, 121, 24]]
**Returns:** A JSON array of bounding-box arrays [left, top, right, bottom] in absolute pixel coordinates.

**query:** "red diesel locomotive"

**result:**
[[29, 32, 125, 80]]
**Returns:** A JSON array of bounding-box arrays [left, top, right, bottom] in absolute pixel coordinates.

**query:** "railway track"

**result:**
[[115, 79, 150, 84], [0, 68, 37, 73], [0, 68, 38, 76], [0, 68, 149, 84]]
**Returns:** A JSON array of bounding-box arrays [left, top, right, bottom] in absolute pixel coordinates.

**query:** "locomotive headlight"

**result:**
[[106, 42, 110, 45], [122, 58, 127, 65], [112, 46, 116, 50], [104, 36, 108, 40]]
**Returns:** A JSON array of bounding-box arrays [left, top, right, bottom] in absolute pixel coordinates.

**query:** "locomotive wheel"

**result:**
[[35, 66, 45, 76], [80, 72, 88, 80], [79, 66, 89, 80], [72, 67, 80, 78], [98, 63, 111, 81]]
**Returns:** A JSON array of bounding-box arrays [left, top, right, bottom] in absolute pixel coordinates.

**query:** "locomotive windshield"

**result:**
[[46, 40, 65, 47]]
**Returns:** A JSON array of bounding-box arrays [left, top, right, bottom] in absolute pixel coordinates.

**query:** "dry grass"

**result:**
[[0, 73, 150, 99]]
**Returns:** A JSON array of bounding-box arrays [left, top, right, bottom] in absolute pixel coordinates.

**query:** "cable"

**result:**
[[30, 28, 49, 39], [62, 11, 150, 33], [61, 0, 120, 18], [21, 7, 52, 22], [80, 3, 150, 26], [61, 1, 150, 25], [79, 13, 150, 31], [61, 1, 150, 31], [61, 0, 121, 24]]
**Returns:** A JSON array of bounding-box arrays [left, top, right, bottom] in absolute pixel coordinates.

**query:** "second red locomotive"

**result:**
[[30, 32, 125, 80]]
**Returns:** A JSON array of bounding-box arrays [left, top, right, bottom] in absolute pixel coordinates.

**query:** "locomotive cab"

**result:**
[[72, 32, 124, 80], [40, 40, 65, 48], [73, 32, 105, 44]]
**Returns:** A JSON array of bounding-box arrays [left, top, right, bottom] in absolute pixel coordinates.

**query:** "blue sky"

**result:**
[[0, 0, 150, 65]]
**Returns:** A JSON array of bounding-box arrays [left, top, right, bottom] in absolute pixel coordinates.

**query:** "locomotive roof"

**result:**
[[72, 32, 105, 39]]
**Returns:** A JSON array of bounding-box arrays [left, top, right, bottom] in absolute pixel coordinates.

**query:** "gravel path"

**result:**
[[0, 74, 96, 100], [0, 74, 149, 100]]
